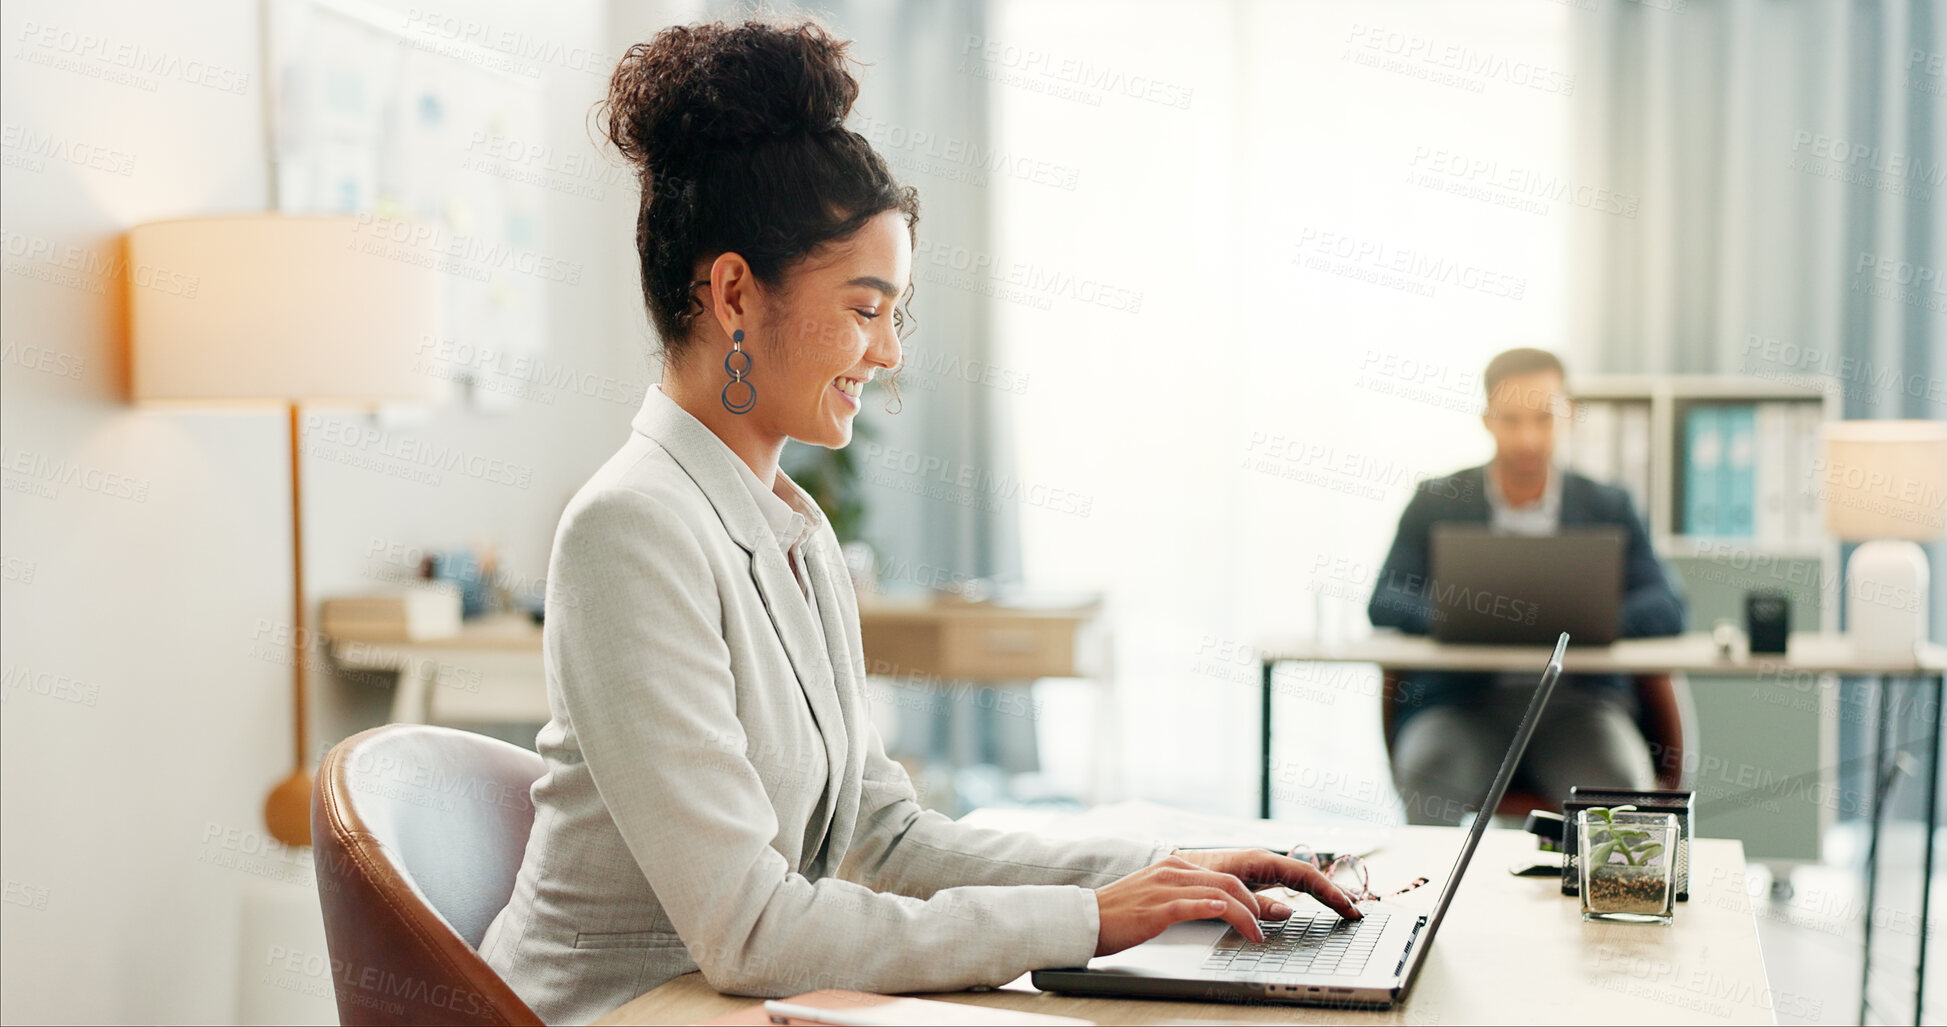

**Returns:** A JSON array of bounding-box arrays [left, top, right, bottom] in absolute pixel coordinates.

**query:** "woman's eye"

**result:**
[[854, 309, 881, 321]]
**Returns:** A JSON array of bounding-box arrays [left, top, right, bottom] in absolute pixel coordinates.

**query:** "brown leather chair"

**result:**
[[1380, 670, 1696, 820], [312, 724, 545, 1026]]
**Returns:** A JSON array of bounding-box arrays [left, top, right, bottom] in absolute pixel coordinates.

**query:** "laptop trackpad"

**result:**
[[1085, 920, 1228, 977]]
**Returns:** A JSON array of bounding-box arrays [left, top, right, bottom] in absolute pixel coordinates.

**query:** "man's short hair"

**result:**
[[1483, 347, 1566, 400]]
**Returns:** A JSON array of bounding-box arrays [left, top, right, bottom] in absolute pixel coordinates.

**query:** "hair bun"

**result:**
[[603, 20, 859, 174]]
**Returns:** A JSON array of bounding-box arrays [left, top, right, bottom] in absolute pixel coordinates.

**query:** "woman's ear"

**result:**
[[708, 252, 753, 339]]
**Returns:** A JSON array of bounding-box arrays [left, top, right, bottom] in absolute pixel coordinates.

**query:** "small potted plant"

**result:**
[[1577, 805, 1678, 924]]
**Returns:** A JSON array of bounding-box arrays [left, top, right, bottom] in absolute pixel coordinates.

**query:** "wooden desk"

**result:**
[[856, 596, 1103, 681], [1255, 629, 1945, 1025], [856, 596, 1114, 802], [329, 611, 549, 724], [598, 811, 1782, 1025]]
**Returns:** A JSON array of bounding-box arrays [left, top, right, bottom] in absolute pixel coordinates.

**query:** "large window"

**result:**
[[988, 0, 1575, 818]]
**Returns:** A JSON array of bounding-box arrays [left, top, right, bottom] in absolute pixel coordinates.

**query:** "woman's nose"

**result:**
[[867, 323, 901, 369]]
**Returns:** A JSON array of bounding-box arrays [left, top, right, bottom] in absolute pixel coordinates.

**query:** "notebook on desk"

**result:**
[[1030, 634, 1568, 1009]]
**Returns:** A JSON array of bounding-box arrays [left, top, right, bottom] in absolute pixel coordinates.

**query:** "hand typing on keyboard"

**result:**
[[1093, 849, 1361, 958], [1172, 847, 1364, 920]]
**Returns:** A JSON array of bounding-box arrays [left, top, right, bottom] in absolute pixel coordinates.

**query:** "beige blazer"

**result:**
[[479, 386, 1167, 1025]]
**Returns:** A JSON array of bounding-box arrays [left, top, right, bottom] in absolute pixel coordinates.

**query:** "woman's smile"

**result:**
[[830, 373, 867, 410]]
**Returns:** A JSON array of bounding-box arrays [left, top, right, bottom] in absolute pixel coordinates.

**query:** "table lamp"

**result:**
[[1819, 419, 1947, 662], [127, 214, 443, 846]]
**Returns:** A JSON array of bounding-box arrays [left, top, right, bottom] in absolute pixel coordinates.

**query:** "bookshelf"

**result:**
[[1565, 374, 1844, 866], [1567, 374, 1844, 631]]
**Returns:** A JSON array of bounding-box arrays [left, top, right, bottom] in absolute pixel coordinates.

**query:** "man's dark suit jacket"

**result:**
[[1366, 464, 1687, 739]]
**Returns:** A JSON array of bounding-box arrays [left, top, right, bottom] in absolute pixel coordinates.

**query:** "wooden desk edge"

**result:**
[[597, 836, 1768, 1027]]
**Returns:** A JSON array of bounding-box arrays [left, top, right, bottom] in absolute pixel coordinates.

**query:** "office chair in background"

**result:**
[[1380, 670, 1698, 819]]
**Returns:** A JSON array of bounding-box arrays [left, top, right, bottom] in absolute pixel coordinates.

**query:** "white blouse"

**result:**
[[649, 385, 826, 607], [726, 442, 823, 606]]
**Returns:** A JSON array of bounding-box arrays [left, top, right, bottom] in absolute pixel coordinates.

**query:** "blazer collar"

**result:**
[[631, 384, 771, 552]]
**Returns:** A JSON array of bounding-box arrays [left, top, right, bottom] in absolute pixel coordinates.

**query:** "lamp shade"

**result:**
[[1818, 419, 1947, 541], [127, 215, 443, 406]]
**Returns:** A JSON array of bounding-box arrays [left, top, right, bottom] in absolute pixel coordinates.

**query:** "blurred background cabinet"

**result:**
[[1566, 374, 1841, 867]]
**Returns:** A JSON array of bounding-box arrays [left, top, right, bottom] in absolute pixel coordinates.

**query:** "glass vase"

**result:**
[[1578, 809, 1677, 924]]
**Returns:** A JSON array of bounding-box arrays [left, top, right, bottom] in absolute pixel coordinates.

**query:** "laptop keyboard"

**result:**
[[1202, 910, 1390, 977]]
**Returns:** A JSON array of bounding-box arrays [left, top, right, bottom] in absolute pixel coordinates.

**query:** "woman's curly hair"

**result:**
[[598, 17, 919, 359]]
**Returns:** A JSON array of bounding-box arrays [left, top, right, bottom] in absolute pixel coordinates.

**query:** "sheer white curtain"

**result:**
[[1568, 0, 1943, 404], [990, 0, 1576, 818], [1566, 0, 1944, 642]]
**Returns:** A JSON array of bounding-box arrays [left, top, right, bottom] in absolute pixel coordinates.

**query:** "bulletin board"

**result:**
[[268, 0, 550, 412]]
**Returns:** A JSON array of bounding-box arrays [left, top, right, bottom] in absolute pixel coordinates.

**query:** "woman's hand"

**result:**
[[1093, 854, 1266, 957], [1092, 850, 1359, 957], [1173, 847, 1364, 917]]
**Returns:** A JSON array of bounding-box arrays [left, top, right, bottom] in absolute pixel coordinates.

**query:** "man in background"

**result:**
[[1367, 348, 1686, 825]]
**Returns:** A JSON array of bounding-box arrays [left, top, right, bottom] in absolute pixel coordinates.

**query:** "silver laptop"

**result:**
[[1428, 525, 1624, 645], [1031, 633, 1567, 1009]]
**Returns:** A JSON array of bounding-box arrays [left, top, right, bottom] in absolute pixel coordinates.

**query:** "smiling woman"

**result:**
[[602, 17, 919, 460], [471, 15, 1355, 1025]]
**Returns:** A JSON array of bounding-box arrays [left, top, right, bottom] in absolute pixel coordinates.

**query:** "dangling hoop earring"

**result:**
[[722, 328, 756, 414]]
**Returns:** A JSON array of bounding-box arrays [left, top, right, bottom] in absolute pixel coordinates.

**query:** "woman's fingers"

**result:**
[[1258, 856, 1363, 919], [1188, 866, 1263, 920], [1159, 865, 1265, 921], [1180, 849, 1362, 920], [1173, 887, 1263, 943], [1097, 850, 1370, 961], [1253, 888, 1294, 920], [1175, 850, 1365, 920], [1166, 897, 1229, 925], [1233, 853, 1361, 918]]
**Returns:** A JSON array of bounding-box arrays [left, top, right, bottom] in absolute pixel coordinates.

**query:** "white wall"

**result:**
[[0, 0, 640, 1020]]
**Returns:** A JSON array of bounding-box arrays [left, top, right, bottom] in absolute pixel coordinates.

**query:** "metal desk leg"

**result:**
[[1260, 659, 1275, 820], [1862, 673, 1890, 1026], [1917, 672, 1943, 1026]]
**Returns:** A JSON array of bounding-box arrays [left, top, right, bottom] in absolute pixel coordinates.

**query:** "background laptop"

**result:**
[[1428, 525, 1624, 645], [1031, 634, 1568, 1009]]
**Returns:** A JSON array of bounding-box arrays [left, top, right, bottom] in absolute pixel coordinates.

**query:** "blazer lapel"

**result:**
[[800, 537, 867, 868], [747, 540, 847, 763], [630, 387, 849, 856]]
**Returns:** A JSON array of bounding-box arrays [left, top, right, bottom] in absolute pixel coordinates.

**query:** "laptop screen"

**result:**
[[1402, 632, 1566, 966]]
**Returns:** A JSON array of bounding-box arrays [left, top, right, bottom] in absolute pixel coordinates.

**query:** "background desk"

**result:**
[[597, 805, 1779, 1025], [324, 596, 1104, 723], [329, 611, 548, 724], [1255, 630, 1946, 1025], [855, 596, 1113, 805]]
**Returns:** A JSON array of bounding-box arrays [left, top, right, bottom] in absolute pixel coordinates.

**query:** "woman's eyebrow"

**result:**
[[844, 275, 901, 298]]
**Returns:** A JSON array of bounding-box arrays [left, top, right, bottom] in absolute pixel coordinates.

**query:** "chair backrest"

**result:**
[[1636, 671, 1697, 791], [312, 724, 545, 1026]]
